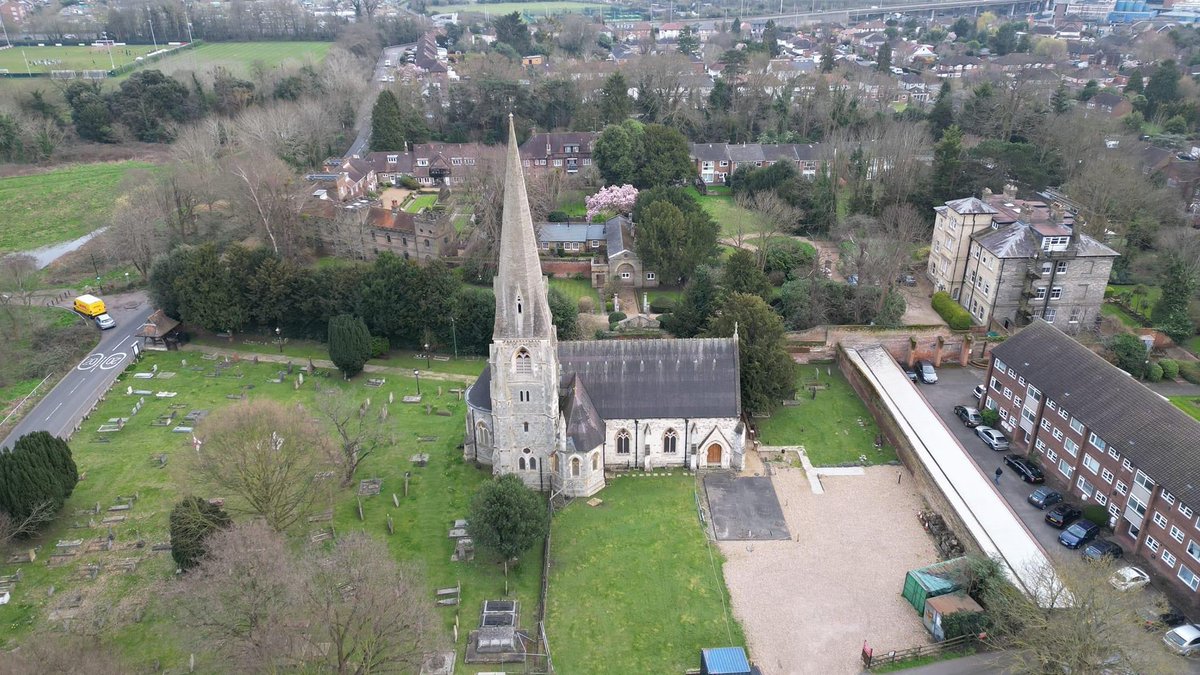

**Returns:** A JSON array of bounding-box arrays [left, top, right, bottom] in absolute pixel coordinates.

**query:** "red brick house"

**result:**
[[983, 320, 1200, 608]]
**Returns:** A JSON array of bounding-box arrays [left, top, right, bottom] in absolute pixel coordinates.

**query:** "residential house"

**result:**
[[927, 196, 1001, 299], [519, 132, 598, 175], [311, 201, 456, 262], [0, 0, 27, 23], [308, 157, 378, 202], [690, 142, 822, 184], [536, 216, 659, 289], [658, 22, 684, 40], [932, 55, 982, 78], [1084, 91, 1133, 117], [983, 320, 1200, 608]]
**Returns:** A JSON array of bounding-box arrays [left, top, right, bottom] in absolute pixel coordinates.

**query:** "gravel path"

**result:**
[[719, 464, 940, 674]]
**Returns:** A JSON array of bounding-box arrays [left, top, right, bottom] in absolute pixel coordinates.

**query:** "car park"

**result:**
[[1003, 454, 1044, 483], [916, 360, 938, 384], [974, 426, 1008, 451], [1058, 519, 1100, 549], [972, 384, 985, 401], [900, 364, 917, 382], [1109, 566, 1151, 591], [954, 405, 982, 427], [1027, 487, 1062, 510], [1045, 503, 1082, 528], [1163, 624, 1200, 656], [1081, 539, 1123, 561]]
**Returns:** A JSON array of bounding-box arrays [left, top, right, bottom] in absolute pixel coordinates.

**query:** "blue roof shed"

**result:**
[[701, 647, 751, 675]]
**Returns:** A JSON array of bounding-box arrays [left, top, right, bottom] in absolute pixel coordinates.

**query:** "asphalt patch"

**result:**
[[703, 474, 791, 541]]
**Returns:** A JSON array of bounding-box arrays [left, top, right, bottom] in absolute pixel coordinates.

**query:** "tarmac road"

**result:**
[[1, 292, 153, 449], [344, 43, 416, 158]]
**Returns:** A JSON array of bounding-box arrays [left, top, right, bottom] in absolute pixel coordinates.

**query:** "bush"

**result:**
[[1159, 359, 1179, 380], [547, 210, 570, 222], [369, 336, 390, 359], [931, 291, 973, 330], [328, 314, 372, 377], [1179, 360, 1200, 385], [169, 496, 232, 571], [399, 175, 419, 189], [1083, 505, 1109, 528], [1146, 362, 1164, 382], [942, 610, 991, 641], [980, 408, 1000, 428], [577, 296, 594, 313], [649, 296, 676, 313], [609, 311, 627, 324]]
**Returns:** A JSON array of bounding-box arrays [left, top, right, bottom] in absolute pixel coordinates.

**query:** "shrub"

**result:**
[[1159, 359, 1179, 380], [649, 296, 676, 313], [399, 175, 419, 189], [1146, 362, 1164, 382], [577, 296, 594, 313], [169, 496, 232, 571], [1179, 360, 1200, 385], [1082, 505, 1109, 529], [609, 311, 627, 324], [547, 210, 570, 222], [931, 291, 973, 330], [980, 408, 1000, 428], [369, 336, 390, 359], [328, 314, 372, 377], [942, 610, 991, 641]]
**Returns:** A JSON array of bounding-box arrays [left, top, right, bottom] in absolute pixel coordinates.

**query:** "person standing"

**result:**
[[993, 467, 1003, 486]]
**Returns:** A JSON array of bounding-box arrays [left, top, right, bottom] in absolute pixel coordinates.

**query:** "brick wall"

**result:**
[[788, 325, 980, 367], [540, 259, 591, 278]]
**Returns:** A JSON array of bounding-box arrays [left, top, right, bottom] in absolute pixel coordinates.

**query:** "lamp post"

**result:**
[[413, 369, 421, 396], [424, 342, 431, 370], [124, 271, 129, 287], [275, 326, 283, 353], [450, 316, 458, 359]]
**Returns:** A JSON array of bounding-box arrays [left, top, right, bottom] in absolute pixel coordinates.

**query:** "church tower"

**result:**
[[488, 115, 560, 489]]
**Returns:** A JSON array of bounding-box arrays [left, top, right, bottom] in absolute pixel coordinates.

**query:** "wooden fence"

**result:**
[[861, 634, 982, 670]]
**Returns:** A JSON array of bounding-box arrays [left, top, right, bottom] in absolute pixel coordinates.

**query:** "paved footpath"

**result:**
[[177, 344, 479, 385]]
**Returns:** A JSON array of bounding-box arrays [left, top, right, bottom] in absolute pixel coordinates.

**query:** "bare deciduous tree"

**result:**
[[301, 533, 438, 672], [313, 387, 389, 486], [735, 190, 801, 263], [104, 186, 169, 278], [0, 500, 56, 553], [8, 633, 127, 674], [987, 557, 1179, 675], [189, 400, 334, 532], [226, 150, 313, 259]]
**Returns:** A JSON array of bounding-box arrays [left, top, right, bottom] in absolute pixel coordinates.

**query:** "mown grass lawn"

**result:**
[[128, 41, 332, 79], [404, 193, 439, 213], [0, 350, 534, 672], [546, 473, 745, 675], [0, 44, 161, 73], [1101, 302, 1141, 329], [1170, 396, 1200, 422], [756, 367, 896, 466], [0, 161, 158, 254], [549, 276, 601, 308], [686, 188, 769, 239]]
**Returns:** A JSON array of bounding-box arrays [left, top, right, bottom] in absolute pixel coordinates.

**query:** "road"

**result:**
[[1, 292, 153, 450], [344, 43, 416, 158]]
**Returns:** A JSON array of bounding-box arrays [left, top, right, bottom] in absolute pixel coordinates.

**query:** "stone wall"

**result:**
[[788, 325, 984, 367], [835, 344, 981, 557]]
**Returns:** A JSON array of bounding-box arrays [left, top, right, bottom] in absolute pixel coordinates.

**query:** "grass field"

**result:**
[[0, 350, 539, 672], [757, 367, 897, 467], [404, 193, 439, 213], [129, 41, 331, 79], [428, 1, 607, 15], [687, 189, 769, 239], [546, 473, 745, 674], [1101, 303, 1141, 329], [1170, 396, 1200, 422], [0, 161, 158, 254], [0, 44, 161, 74], [548, 276, 601, 309]]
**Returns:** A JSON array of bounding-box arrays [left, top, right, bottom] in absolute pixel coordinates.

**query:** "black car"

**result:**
[[1027, 487, 1063, 510], [1081, 539, 1124, 561], [1136, 605, 1189, 631], [917, 360, 938, 384], [1059, 519, 1101, 549], [899, 361, 917, 382], [1045, 503, 1082, 529], [1004, 454, 1044, 483]]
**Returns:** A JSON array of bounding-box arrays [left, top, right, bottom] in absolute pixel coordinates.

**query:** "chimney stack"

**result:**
[[1002, 183, 1017, 199]]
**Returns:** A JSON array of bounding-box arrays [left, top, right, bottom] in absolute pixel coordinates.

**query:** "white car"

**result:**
[[94, 313, 116, 330], [973, 384, 985, 401], [1164, 624, 1200, 656], [1109, 566, 1150, 592]]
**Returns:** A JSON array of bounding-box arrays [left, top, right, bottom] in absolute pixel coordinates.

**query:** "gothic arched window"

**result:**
[[591, 453, 599, 471], [476, 422, 491, 448], [519, 457, 527, 470], [571, 457, 581, 477], [663, 429, 678, 454], [515, 348, 532, 374], [616, 429, 630, 455]]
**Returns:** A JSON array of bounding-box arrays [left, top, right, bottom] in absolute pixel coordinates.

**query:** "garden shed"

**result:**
[[922, 593, 984, 641], [699, 647, 753, 675], [901, 556, 971, 615]]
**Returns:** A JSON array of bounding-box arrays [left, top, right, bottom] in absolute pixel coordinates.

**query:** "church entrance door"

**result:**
[[706, 443, 722, 465]]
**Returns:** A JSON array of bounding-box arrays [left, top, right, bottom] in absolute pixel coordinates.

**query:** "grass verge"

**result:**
[[756, 367, 897, 466], [1170, 396, 1200, 422], [546, 473, 745, 674]]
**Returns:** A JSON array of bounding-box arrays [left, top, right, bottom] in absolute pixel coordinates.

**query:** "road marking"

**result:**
[[44, 402, 63, 421], [77, 353, 105, 371], [68, 381, 82, 395], [99, 353, 128, 370]]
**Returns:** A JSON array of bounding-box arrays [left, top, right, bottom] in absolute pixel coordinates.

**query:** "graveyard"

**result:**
[[0, 350, 541, 671]]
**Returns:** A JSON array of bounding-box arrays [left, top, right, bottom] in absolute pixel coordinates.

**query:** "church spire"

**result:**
[[493, 114, 554, 340]]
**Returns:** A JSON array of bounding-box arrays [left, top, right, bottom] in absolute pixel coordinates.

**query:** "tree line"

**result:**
[[148, 245, 580, 355]]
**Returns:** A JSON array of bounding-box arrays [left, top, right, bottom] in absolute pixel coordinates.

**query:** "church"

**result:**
[[464, 117, 746, 498]]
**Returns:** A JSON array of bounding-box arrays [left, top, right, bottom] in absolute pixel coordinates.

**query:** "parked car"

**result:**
[[897, 273, 916, 287], [1110, 566, 1151, 592], [1136, 604, 1188, 631], [1081, 539, 1123, 561], [1045, 503, 1082, 528], [917, 360, 938, 384], [975, 426, 1009, 451], [94, 313, 115, 330], [972, 384, 986, 401], [1163, 624, 1200, 656], [1027, 487, 1063, 510], [954, 405, 982, 427], [1004, 454, 1044, 483], [898, 360, 917, 382], [1058, 519, 1100, 549]]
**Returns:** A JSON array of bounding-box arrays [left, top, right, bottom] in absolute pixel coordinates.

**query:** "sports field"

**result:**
[[141, 41, 332, 77], [430, 1, 606, 15], [0, 44, 162, 75]]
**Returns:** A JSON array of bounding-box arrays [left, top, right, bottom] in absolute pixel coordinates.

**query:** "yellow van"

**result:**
[[74, 294, 107, 318]]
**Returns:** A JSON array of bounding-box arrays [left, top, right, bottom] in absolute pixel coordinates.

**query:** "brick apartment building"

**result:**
[[690, 142, 822, 185], [928, 187, 1118, 331], [984, 320, 1200, 606]]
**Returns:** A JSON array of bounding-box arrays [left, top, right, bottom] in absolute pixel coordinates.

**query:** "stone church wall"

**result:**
[[599, 417, 742, 470]]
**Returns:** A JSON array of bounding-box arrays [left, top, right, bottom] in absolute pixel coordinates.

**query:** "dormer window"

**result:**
[[386, 154, 398, 163], [1041, 236, 1070, 252]]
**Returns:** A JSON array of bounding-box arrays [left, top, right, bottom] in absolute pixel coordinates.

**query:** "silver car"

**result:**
[[94, 313, 116, 330], [975, 426, 1009, 451]]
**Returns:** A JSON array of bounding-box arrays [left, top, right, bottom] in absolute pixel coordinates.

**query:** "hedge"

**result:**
[[1159, 359, 1179, 380], [1179, 360, 1200, 385], [649, 297, 676, 313], [932, 291, 973, 330]]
